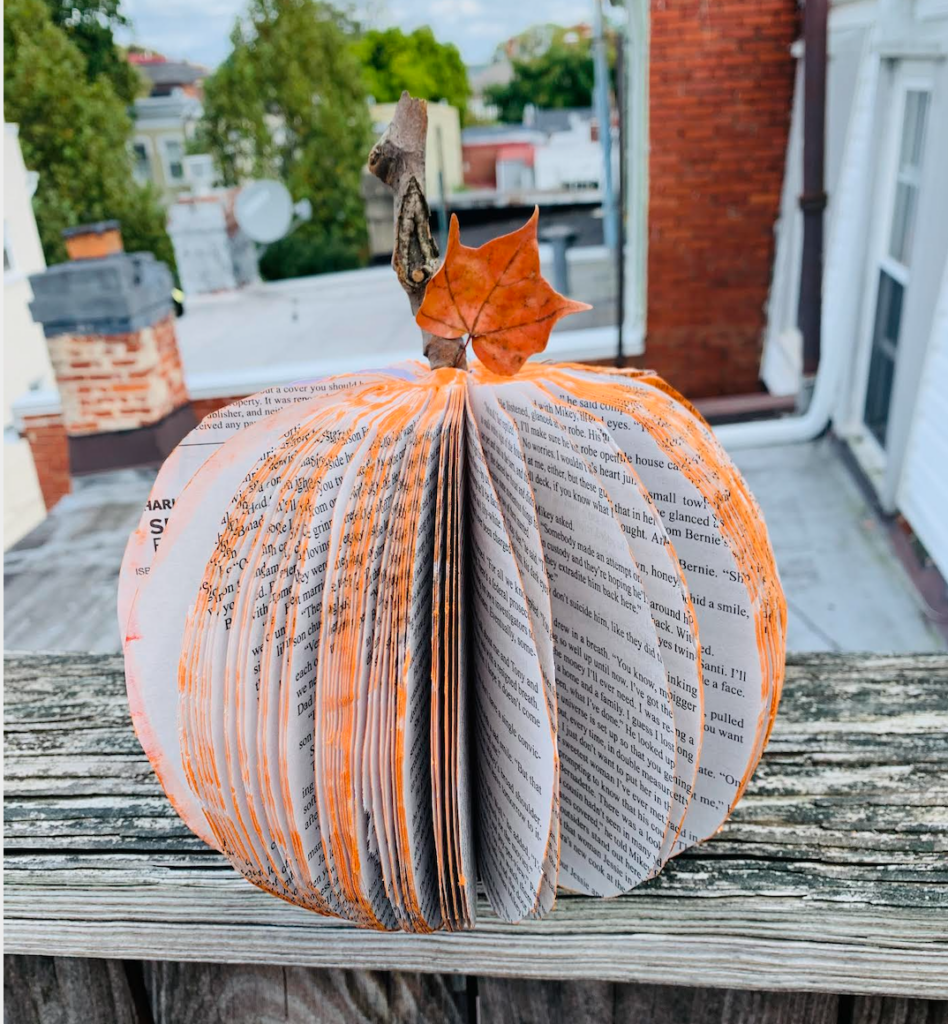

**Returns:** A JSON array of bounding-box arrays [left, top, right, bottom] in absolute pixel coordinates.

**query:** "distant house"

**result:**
[[127, 53, 210, 202], [131, 91, 204, 202], [461, 107, 612, 194], [129, 53, 208, 99], [760, 0, 948, 579], [460, 124, 545, 190], [525, 108, 605, 192]]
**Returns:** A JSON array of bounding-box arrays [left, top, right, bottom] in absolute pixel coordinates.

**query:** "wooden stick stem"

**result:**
[[367, 92, 467, 371]]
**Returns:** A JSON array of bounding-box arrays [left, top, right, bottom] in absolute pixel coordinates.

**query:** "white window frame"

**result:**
[[131, 137, 154, 184], [159, 135, 187, 184], [844, 61, 934, 485]]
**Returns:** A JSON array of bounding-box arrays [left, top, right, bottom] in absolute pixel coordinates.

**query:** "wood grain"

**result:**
[[476, 980, 843, 1024], [4, 652, 948, 997], [141, 963, 467, 1024], [3, 954, 141, 1024], [848, 996, 948, 1024]]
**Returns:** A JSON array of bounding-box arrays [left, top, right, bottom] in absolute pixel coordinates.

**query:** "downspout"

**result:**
[[716, 0, 835, 450], [622, 0, 649, 358], [594, 0, 619, 250], [798, 0, 829, 385]]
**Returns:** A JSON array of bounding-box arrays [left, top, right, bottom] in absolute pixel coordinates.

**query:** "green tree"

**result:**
[[195, 0, 373, 279], [354, 26, 470, 121], [485, 43, 597, 123], [4, 0, 174, 269], [42, 0, 144, 104]]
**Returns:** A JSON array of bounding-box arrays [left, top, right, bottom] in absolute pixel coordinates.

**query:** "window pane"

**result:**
[[165, 140, 184, 180], [889, 181, 917, 264], [133, 142, 151, 182], [863, 270, 904, 449], [888, 91, 929, 266], [899, 91, 929, 171]]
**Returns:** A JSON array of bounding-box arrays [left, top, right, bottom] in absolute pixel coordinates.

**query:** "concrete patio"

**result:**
[[732, 438, 944, 653]]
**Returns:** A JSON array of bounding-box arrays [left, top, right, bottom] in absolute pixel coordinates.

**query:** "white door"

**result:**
[[849, 67, 932, 476]]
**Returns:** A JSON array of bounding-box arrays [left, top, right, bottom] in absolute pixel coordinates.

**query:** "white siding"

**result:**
[[897, 261, 948, 577]]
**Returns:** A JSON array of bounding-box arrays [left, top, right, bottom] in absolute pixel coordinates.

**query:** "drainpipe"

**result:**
[[594, 0, 619, 250], [798, 0, 829, 389], [715, 0, 832, 450]]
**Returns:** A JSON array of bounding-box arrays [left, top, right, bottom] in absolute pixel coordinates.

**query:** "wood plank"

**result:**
[[611, 985, 839, 1024], [4, 652, 948, 997], [141, 962, 468, 1024], [477, 978, 614, 1023], [3, 954, 141, 1024], [849, 995, 948, 1024]]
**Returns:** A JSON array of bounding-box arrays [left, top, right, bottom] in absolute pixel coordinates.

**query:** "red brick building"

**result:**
[[639, 0, 798, 398]]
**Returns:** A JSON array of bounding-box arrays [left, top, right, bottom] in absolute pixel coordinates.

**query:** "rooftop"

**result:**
[[5, 438, 943, 655], [132, 92, 203, 123], [175, 263, 617, 399], [523, 107, 594, 134], [137, 61, 207, 89]]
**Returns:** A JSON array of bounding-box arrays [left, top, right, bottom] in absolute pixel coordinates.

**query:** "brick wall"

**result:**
[[22, 387, 233, 512], [462, 145, 499, 189], [20, 414, 71, 510], [46, 314, 189, 436], [644, 0, 797, 398]]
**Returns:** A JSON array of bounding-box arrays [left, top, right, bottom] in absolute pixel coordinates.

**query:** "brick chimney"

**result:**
[[28, 222, 196, 474]]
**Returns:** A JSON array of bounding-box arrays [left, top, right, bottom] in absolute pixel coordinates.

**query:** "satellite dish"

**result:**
[[234, 180, 295, 243]]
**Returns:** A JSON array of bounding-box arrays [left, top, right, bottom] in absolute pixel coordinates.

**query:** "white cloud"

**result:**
[[120, 0, 596, 68], [428, 0, 484, 16]]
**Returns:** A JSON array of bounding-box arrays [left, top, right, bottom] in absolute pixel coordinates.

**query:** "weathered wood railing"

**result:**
[[4, 651, 948, 1023]]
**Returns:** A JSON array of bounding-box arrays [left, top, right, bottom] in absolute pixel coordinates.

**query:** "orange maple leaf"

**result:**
[[415, 208, 592, 376]]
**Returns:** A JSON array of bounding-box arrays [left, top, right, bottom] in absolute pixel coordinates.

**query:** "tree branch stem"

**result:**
[[367, 92, 467, 370]]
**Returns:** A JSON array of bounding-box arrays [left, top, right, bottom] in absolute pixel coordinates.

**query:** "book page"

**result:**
[[520, 389, 703, 867], [171, 406, 356, 904], [298, 409, 404, 926], [397, 392, 450, 930], [535, 369, 778, 849], [465, 396, 557, 922], [181, 404, 375, 910], [354, 390, 445, 929], [118, 371, 418, 637], [466, 387, 559, 917], [450, 388, 476, 926], [489, 384, 675, 895], [431, 384, 476, 929]]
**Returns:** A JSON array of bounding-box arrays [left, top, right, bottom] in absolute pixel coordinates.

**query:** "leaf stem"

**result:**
[[367, 92, 468, 371]]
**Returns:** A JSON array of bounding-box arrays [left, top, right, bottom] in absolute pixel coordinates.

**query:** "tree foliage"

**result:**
[[4, 0, 174, 269], [354, 27, 470, 121], [41, 0, 144, 103], [195, 0, 373, 279], [485, 43, 597, 123]]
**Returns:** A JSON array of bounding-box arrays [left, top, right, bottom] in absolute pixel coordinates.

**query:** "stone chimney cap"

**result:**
[[61, 220, 121, 239]]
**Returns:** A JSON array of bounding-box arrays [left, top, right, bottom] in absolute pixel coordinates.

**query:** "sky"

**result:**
[[117, 0, 595, 70]]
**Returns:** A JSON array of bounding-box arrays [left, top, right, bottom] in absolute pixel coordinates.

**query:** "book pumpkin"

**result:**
[[120, 209, 786, 933]]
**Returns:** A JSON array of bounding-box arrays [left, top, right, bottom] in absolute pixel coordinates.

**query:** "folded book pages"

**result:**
[[119, 211, 786, 933]]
